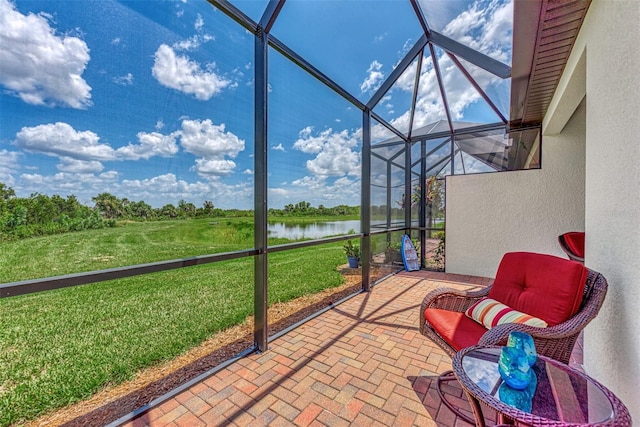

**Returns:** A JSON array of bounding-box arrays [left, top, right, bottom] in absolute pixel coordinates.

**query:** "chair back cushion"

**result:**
[[488, 252, 588, 326]]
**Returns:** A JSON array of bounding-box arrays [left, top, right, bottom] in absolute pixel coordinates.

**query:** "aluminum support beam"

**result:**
[[208, 0, 258, 34], [448, 53, 507, 124], [405, 138, 412, 230], [268, 35, 366, 111], [430, 30, 511, 79], [254, 30, 269, 352], [361, 111, 372, 292], [367, 34, 428, 110], [407, 52, 424, 140], [0, 249, 257, 298], [420, 140, 427, 263], [370, 111, 408, 143], [429, 43, 455, 137], [409, 122, 505, 142], [410, 0, 431, 36], [259, 0, 284, 33]]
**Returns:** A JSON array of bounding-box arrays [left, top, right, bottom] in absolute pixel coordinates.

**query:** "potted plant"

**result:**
[[343, 240, 360, 268]]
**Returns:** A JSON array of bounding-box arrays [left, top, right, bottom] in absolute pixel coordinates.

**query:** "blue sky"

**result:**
[[0, 0, 512, 209]]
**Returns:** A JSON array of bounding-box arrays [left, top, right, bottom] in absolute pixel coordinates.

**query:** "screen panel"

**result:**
[[0, 0, 255, 279]]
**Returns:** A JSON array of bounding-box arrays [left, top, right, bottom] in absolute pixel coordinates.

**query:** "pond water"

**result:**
[[267, 219, 442, 240], [267, 220, 361, 240]]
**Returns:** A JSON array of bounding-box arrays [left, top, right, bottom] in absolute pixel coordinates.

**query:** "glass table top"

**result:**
[[460, 347, 614, 424]]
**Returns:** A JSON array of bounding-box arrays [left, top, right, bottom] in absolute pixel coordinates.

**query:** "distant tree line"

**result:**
[[0, 183, 109, 240], [268, 201, 359, 217], [90, 192, 240, 221], [0, 183, 361, 241]]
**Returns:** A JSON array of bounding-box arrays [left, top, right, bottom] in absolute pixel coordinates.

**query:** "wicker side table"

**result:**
[[452, 346, 632, 427]]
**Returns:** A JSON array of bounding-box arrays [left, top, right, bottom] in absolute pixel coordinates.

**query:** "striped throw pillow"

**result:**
[[465, 297, 548, 329]]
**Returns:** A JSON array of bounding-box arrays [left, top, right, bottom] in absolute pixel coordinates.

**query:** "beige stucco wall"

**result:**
[[442, 0, 640, 416], [546, 0, 640, 418], [445, 100, 586, 279]]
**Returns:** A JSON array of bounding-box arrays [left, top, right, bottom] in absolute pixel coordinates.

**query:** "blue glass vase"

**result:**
[[498, 346, 532, 390], [507, 331, 537, 366], [498, 369, 537, 412], [499, 382, 533, 412]]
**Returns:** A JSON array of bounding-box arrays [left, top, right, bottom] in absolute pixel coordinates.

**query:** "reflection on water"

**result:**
[[268, 220, 361, 240]]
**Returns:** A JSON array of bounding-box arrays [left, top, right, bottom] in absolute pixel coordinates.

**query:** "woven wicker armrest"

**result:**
[[479, 323, 580, 364], [419, 286, 491, 336], [478, 322, 567, 347], [420, 285, 490, 314]]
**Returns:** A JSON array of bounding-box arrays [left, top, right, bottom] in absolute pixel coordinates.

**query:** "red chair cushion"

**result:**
[[488, 252, 588, 326], [424, 308, 488, 351], [564, 232, 585, 258]]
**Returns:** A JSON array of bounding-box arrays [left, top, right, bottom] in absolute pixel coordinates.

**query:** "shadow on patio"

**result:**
[[117, 271, 503, 426]]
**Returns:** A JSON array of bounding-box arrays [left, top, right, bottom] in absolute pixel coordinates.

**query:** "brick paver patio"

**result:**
[[121, 270, 582, 427]]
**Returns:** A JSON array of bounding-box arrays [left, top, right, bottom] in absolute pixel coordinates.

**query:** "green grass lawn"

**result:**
[[0, 218, 347, 426]]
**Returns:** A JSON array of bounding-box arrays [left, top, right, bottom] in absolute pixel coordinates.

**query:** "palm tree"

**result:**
[[92, 192, 122, 219]]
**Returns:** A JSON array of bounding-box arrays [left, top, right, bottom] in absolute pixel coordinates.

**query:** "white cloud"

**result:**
[[291, 175, 323, 189], [20, 173, 45, 186], [360, 60, 385, 93], [116, 131, 180, 160], [195, 14, 204, 31], [269, 188, 287, 196], [14, 122, 182, 170], [442, 0, 512, 64], [152, 44, 231, 100], [243, 169, 253, 175], [155, 120, 165, 131], [271, 143, 285, 152], [111, 37, 121, 45], [17, 171, 113, 199], [120, 174, 208, 196], [0, 149, 20, 186], [180, 119, 244, 158], [116, 173, 253, 209], [439, 57, 483, 118], [399, 38, 414, 58], [172, 34, 214, 51], [98, 170, 119, 181], [180, 119, 245, 177], [288, 175, 361, 205], [0, 0, 92, 109], [192, 158, 236, 176], [15, 122, 115, 161], [113, 72, 134, 85], [374, 32, 388, 43], [0, 149, 20, 172], [56, 157, 104, 173], [293, 127, 360, 178]]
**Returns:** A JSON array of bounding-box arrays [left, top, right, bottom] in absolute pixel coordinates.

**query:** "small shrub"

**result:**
[[343, 240, 360, 258], [433, 234, 445, 270]]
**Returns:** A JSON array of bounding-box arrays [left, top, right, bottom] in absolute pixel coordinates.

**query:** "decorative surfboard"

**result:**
[[401, 234, 420, 271]]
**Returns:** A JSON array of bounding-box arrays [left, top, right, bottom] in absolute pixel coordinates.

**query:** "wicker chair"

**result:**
[[558, 231, 585, 263], [419, 252, 608, 424]]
